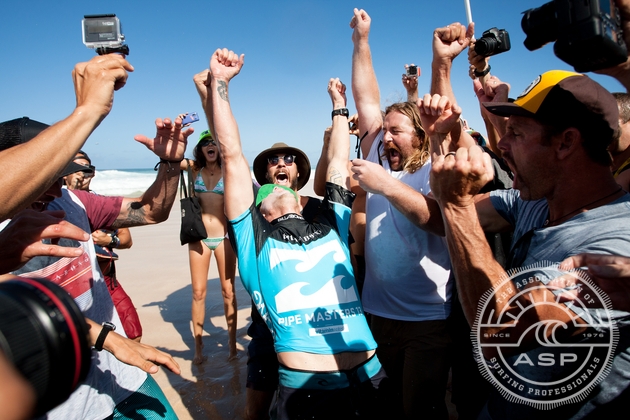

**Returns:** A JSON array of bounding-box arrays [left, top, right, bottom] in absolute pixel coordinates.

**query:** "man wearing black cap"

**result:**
[[427, 70, 630, 418], [0, 114, 189, 419], [63, 150, 95, 191]]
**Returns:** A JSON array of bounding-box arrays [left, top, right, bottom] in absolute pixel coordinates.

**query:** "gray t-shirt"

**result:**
[[485, 189, 630, 419]]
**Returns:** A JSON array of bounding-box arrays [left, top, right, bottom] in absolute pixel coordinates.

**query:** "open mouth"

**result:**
[[274, 171, 289, 185], [389, 149, 401, 160]]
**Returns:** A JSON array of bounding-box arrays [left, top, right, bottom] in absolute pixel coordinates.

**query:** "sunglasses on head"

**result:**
[[267, 154, 295, 165]]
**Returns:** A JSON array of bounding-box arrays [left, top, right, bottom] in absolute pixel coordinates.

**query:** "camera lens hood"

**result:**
[[0, 278, 90, 416]]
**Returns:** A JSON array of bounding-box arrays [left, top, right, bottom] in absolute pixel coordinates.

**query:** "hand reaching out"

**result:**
[[559, 253, 630, 312], [134, 117, 194, 162], [0, 209, 89, 274]]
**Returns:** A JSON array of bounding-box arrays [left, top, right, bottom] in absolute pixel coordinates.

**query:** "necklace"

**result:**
[[544, 186, 624, 226]]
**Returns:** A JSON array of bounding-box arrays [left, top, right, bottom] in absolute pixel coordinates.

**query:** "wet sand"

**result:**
[[116, 180, 318, 419]]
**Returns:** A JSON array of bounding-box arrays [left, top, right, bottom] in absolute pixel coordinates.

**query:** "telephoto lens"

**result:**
[[0, 278, 90, 416]]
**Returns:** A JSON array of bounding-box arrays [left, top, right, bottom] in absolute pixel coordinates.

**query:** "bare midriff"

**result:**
[[278, 349, 375, 371]]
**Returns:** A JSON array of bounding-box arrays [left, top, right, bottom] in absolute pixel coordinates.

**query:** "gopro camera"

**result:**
[[181, 113, 199, 125], [82, 14, 129, 55], [406, 65, 418, 77], [475, 27, 512, 57], [522, 0, 627, 72]]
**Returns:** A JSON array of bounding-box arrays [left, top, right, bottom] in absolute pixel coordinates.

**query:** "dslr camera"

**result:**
[[82, 14, 129, 55], [0, 278, 90, 415], [475, 27, 512, 57], [522, 0, 627, 72]]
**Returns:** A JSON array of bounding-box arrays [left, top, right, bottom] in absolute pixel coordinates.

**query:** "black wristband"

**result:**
[[154, 159, 182, 172], [94, 322, 116, 352], [331, 108, 349, 120], [474, 65, 491, 77]]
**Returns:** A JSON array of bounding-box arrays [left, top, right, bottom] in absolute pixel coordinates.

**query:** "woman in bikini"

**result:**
[[182, 130, 238, 363]]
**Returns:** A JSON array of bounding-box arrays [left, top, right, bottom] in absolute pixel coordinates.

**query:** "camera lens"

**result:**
[[475, 38, 498, 56], [0, 278, 90, 416], [521, 1, 558, 51]]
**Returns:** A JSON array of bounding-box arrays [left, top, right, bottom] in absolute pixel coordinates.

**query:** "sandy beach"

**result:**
[[116, 180, 319, 419]]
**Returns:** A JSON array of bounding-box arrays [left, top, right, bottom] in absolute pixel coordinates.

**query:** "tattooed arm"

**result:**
[[207, 48, 252, 221], [326, 78, 351, 190], [111, 117, 193, 228]]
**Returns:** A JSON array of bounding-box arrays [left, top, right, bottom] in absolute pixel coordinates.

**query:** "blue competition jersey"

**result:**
[[229, 183, 377, 354]]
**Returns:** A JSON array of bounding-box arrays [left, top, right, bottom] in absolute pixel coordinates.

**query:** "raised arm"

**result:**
[[112, 117, 193, 228], [193, 69, 218, 138], [207, 48, 252, 220], [326, 79, 351, 189], [0, 55, 133, 222], [313, 126, 332, 197], [430, 22, 473, 104], [473, 76, 511, 139], [402, 64, 420, 102], [350, 8, 382, 156], [430, 22, 475, 151]]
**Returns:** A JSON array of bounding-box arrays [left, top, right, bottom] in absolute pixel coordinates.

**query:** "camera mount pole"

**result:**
[[464, 0, 475, 41]]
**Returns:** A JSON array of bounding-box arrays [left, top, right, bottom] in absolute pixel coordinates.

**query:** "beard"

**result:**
[[382, 139, 428, 173]]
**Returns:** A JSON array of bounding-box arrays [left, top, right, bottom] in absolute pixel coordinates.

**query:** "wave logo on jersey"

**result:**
[[276, 275, 358, 313], [269, 240, 346, 272]]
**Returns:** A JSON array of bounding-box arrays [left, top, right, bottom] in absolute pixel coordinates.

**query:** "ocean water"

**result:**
[[90, 168, 161, 197], [89, 167, 264, 197]]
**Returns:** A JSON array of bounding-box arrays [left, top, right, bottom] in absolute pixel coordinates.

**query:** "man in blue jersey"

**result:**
[[204, 47, 385, 420]]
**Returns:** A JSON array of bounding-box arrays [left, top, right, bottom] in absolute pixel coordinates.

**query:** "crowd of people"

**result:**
[[2, 2, 630, 420]]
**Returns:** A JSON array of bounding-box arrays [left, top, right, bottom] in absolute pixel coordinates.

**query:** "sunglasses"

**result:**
[[199, 139, 216, 147], [267, 155, 295, 165]]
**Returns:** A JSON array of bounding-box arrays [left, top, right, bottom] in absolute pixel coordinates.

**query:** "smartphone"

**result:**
[[181, 112, 199, 125], [407, 65, 418, 77]]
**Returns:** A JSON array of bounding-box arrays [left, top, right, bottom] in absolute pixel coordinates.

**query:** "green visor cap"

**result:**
[[255, 184, 298, 207], [198, 129, 213, 143]]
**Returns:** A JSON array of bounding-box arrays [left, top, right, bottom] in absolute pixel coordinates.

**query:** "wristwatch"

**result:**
[[108, 233, 120, 248], [331, 108, 349, 119], [94, 322, 116, 351]]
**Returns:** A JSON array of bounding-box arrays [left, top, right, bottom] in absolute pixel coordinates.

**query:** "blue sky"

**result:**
[[1, 0, 625, 169]]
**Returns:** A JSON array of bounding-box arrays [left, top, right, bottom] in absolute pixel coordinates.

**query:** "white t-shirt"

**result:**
[[362, 132, 453, 321]]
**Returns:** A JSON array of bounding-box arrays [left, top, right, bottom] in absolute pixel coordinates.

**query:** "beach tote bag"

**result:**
[[180, 162, 207, 245]]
